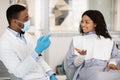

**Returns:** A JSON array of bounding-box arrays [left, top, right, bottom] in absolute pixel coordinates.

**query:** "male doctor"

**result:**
[[0, 4, 57, 80]]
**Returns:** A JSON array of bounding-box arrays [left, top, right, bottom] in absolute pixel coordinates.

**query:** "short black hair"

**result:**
[[6, 4, 26, 25], [79, 10, 111, 39]]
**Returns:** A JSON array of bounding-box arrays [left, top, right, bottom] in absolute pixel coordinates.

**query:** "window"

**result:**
[[49, 0, 120, 33]]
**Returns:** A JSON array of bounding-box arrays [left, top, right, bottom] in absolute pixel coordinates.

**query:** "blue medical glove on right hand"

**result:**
[[50, 74, 58, 80], [35, 34, 51, 54]]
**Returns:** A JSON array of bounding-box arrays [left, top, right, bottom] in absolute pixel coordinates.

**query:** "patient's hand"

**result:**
[[106, 64, 120, 71], [74, 48, 87, 55]]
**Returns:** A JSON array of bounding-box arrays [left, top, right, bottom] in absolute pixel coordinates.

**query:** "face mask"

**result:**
[[21, 20, 31, 32]]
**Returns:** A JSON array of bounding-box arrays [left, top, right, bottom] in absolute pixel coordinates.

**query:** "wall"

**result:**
[[89, 0, 114, 30], [48, 35, 72, 71], [0, 0, 9, 37], [114, 0, 120, 31]]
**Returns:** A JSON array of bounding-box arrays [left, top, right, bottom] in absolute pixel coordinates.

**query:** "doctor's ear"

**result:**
[[11, 19, 17, 24]]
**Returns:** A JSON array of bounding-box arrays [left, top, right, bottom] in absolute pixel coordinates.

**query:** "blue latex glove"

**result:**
[[35, 34, 51, 54], [50, 74, 58, 80]]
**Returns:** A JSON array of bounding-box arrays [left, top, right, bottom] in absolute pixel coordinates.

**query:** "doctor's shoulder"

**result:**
[[0, 29, 10, 41], [0, 31, 12, 53]]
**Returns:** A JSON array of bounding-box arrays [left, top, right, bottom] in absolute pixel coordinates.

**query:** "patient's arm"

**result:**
[[107, 42, 120, 71], [74, 55, 85, 67], [73, 48, 86, 67], [106, 63, 120, 71]]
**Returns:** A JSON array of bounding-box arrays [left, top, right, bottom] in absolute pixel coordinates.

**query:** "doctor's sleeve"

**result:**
[[0, 42, 38, 78], [38, 57, 54, 77]]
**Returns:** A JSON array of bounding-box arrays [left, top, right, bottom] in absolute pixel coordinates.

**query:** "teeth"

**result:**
[[83, 27, 87, 30]]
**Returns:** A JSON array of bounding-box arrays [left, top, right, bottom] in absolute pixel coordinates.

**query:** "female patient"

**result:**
[[65, 10, 120, 80]]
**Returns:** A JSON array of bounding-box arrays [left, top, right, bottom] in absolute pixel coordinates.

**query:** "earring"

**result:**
[[95, 25, 96, 27]]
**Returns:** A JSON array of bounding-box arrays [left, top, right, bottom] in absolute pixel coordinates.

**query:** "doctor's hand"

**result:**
[[74, 48, 87, 55], [35, 34, 51, 54], [50, 74, 58, 80]]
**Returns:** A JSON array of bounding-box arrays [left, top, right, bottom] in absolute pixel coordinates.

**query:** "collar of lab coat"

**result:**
[[83, 31, 96, 35], [7, 28, 24, 37], [7, 28, 26, 44]]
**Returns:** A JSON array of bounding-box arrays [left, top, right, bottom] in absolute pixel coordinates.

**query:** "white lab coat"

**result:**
[[0, 29, 51, 80]]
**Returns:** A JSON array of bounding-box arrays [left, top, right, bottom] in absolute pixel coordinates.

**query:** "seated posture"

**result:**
[[0, 4, 57, 80], [65, 10, 120, 80]]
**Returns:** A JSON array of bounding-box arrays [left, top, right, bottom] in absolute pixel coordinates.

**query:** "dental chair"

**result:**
[[10, 74, 22, 80], [63, 58, 78, 80], [0, 60, 10, 80]]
